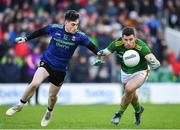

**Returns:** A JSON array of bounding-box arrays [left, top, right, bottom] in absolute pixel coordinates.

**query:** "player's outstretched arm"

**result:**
[[97, 48, 112, 62], [97, 48, 111, 56], [92, 59, 105, 66], [145, 53, 161, 69], [93, 48, 112, 66], [15, 26, 48, 43], [86, 43, 100, 55]]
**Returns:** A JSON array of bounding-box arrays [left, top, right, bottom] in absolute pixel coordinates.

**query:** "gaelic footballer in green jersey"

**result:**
[[107, 38, 151, 74], [94, 27, 160, 126]]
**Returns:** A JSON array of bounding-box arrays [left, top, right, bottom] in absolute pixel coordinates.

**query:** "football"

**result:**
[[123, 50, 140, 67]]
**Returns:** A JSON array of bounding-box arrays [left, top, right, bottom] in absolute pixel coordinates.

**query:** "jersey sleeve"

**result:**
[[78, 32, 91, 46], [107, 40, 117, 53], [44, 24, 53, 35], [138, 40, 151, 57], [45, 24, 63, 35]]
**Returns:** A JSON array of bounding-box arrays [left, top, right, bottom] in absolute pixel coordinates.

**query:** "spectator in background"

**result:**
[[167, 49, 180, 79], [0, 32, 11, 60], [85, 0, 97, 15], [0, 54, 20, 83], [154, 31, 167, 63], [147, 69, 159, 82], [96, 23, 113, 49], [114, 63, 121, 83], [0, 0, 179, 83], [139, 0, 157, 16], [95, 60, 111, 83], [14, 40, 30, 58], [70, 0, 82, 11], [95, 65, 111, 83], [71, 55, 90, 83], [44, 0, 57, 15], [105, 0, 118, 19], [158, 59, 174, 82], [8, 23, 17, 46], [165, 0, 180, 29]]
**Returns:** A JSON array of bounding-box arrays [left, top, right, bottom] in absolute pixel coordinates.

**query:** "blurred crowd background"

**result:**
[[0, 0, 180, 83]]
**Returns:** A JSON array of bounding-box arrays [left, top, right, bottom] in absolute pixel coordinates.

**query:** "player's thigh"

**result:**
[[31, 67, 49, 85], [125, 74, 145, 92], [49, 83, 62, 97]]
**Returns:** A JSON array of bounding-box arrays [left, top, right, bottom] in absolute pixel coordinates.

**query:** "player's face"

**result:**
[[122, 35, 136, 49], [65, 20, 79, 34]]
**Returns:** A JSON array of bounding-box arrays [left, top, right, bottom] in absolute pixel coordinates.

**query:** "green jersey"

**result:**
[[107, 38, 151, 74]]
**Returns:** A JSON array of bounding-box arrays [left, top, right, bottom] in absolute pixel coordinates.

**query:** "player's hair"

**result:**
[[122, 27, 136, 37], [65, 10, 80, 21]]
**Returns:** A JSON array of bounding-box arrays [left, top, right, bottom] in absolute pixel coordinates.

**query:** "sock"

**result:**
[[118, 105, 126, 115], [17, 99, 26, 107], [20, 99, 26, 104], [48, 107, 53, 112], [134, 103, 141, 113]]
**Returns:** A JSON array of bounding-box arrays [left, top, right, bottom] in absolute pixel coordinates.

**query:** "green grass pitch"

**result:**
[[0, 104, 180, 129]]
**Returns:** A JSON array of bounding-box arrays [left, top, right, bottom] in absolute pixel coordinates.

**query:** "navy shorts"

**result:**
[[39, 61, 66, 86]]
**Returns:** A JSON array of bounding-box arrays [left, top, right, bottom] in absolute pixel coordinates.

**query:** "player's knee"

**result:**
[[125, 85, 135, 94], [29, 81, 41, 90]]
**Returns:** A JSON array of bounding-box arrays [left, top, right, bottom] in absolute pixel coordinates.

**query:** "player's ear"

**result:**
[[64, 21, 67, 25], [64, 20, 68, 25]]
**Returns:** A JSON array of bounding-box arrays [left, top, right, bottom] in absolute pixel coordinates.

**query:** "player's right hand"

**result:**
[[97, 50, 106, 56], [92, 59, 105, 66], [15, 37, 27, 43]]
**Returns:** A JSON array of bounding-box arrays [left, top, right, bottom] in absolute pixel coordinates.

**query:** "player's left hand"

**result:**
[[92, 59, 105, 66], [149, 59, 159, 69], [97, 50, 106, 56]]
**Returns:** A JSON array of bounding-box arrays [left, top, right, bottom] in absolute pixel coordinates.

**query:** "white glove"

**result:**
[[149, 59, 159, 70], [92, 59, 105, 66], [15, 37, 27, 43]]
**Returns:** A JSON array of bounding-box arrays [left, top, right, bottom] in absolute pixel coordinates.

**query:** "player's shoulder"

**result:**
[[113, 37, 124, 46], [136, 38, 147, 46], [50, 24, 64, 29], [76, 30, 86, 36], [135, 38, 149, 51]]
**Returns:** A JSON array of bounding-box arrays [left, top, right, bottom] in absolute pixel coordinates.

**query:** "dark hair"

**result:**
[[122, 27, 136, 37], [65, 10, 80, 21]]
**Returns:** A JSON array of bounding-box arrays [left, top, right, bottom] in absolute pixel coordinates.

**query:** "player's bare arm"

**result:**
[[98, 48, 112, 60], [145, 53, 161, 69], [99, 48, 112, 56], [93, 48, 112, 66]]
